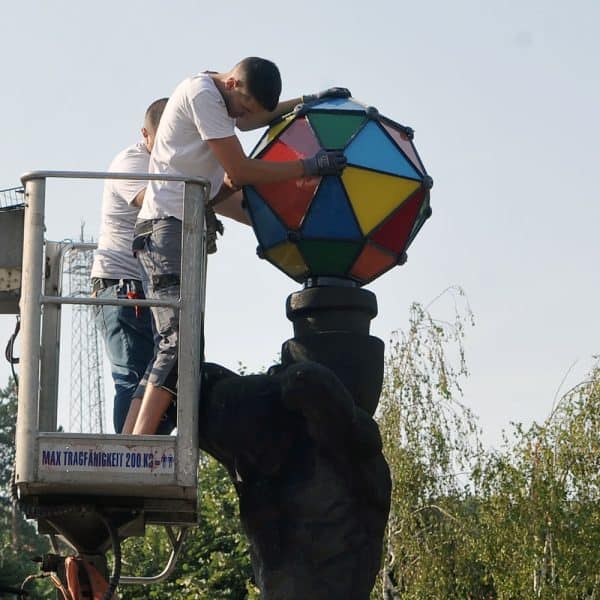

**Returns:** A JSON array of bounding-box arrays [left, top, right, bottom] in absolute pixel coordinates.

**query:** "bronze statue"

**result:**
[[199, 286, 392, 599]]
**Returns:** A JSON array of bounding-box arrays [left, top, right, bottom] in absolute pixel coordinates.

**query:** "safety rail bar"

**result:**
[[0, 185, 24, 209], [15, 170, 210, 491], [41, 295, 178, 308], [120, 526, 188, 585]]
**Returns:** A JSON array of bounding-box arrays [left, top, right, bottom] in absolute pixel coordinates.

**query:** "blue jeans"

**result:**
[[93, 282, 156, 433]]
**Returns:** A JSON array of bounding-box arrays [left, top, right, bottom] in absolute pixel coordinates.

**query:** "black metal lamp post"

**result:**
[[210, 96, 435, 599]]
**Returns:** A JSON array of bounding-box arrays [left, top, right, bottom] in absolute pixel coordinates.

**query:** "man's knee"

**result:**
[[160, 360, 178, 397]]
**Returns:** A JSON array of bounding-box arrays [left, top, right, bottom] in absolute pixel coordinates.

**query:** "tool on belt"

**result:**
[[126, 281, 141, 318]]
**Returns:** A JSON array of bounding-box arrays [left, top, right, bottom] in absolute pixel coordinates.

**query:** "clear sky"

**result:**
[[1, 0, 598, 448]]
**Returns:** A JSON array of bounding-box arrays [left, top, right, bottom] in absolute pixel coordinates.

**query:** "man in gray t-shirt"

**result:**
[[91, 99, 174, 433]]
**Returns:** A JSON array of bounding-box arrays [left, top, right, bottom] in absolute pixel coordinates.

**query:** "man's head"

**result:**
[[142, 97, 168, 152], [221, 57, 282, 118]]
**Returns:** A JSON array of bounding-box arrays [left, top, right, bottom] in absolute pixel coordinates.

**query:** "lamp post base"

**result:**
[[281, 285, 384, 415]]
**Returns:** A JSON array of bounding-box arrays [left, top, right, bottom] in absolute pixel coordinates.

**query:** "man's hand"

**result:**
[[209, 173, 240, 208], [224, 172, 241, 192], [205, 206, 224, 254], [302, 150, 347, 177], [301, 87, 352, 104]]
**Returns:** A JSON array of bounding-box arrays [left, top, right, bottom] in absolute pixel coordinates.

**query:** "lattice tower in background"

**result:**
[[64, 225, 105, 433]]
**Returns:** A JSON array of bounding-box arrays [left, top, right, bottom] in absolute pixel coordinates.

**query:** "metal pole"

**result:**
[[176, 181, 205, 487], [38, 241, 64, 432], [15, 177, 46, 484]]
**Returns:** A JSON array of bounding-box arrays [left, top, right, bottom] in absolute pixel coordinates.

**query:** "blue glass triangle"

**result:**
[[301, 176, 362, 240], [346, 121, 422, 179], [244, 187, 288, 249], [309, 98, 367, 112]]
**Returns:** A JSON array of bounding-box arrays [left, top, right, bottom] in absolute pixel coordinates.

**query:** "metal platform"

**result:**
[[14, 171, 210, 548]]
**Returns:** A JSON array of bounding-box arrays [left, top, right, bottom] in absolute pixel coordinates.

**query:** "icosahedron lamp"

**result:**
[[243, 97, 433, 285]]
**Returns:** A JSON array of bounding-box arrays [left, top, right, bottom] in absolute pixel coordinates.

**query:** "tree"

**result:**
[[0, 377, 18, 493], [473, 365, 600, 598], [0, 377, 53, 598], [118, 455, 255, 599], [376, 289, 599, 599], [377, 288, 487, 599]]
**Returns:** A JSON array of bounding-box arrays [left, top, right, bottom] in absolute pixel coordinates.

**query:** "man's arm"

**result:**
[[209, 135, 346, 188], [210, 177, 250, 225], [208, 135, 304, 186], [111, 147, 150, 207], [213, 190, 249, 225], [235, 98, 300, 131], [235, 88, 352, 131], [131, 188, 145, 208]]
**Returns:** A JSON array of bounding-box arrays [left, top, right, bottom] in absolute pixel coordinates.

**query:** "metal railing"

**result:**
[[0, 185, 25, 210], [15, 170, 210, 494]]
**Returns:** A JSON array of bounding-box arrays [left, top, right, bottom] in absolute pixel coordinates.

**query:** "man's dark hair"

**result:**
[[145, 97, 168, 131], [237, 57, 281, 112]]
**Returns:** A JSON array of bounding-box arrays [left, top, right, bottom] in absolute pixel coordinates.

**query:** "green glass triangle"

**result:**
[[298, 239, 361, 277], [307, 113, 366, 149]]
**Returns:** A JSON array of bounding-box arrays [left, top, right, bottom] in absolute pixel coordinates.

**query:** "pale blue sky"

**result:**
[[1, 0, 598, 447]]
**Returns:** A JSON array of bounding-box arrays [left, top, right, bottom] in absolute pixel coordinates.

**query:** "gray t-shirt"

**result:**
[[91, 142, 149, 280]]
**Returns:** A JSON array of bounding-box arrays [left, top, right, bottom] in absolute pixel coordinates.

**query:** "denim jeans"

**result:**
[[93, 282, 156, 433]]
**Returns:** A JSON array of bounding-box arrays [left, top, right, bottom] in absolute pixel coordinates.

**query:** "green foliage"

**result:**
[[473, 369, 600, 598], [0, 377, 53, 598], [377, 287, 487, 599], [0, 508, 53, 599], [119, 455, 254, 599], [0, 377, 18, 492], [377, 290, 600, 599]]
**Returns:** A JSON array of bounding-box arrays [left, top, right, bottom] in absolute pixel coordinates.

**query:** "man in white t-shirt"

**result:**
[[127, 56, 350, 435], [91, 98, 176, 434]]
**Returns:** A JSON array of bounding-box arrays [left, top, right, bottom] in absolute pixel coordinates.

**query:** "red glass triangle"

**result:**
[[370, 189, 424, 253], [259, 139, 302, 161], [254, 140, 319, 229]]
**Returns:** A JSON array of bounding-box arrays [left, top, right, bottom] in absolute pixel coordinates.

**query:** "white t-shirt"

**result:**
[[91, 142, 149, 280], [138, 73, 236, 221]]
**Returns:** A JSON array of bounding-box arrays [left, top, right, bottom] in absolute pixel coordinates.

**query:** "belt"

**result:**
[[91, 277, 143, 293]]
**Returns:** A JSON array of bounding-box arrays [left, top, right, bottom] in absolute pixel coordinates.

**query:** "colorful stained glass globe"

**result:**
[[243, 97, 433, 285]]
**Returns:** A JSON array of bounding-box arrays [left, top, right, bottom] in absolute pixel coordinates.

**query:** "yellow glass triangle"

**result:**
[[266, 242, 308, 278], [252, 113, 295, 158], [341, 167, 421, 235]]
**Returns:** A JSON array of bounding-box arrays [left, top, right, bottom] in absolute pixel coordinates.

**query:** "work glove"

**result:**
[[301, 87, 351, 104], [205, 206, 224, 254], [302, 150, 347, 177]]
